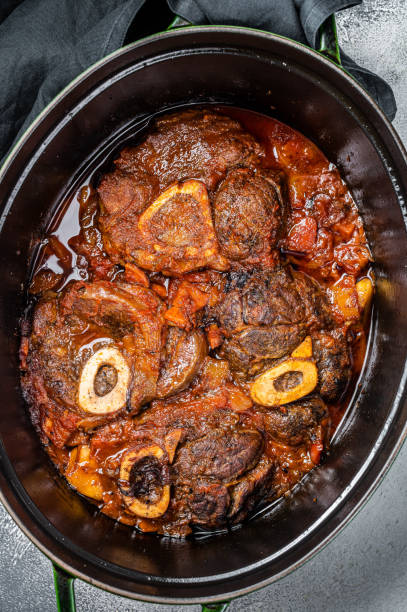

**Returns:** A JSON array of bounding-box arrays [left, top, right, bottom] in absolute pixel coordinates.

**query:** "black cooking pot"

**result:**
[[1, 16, 407, 612]]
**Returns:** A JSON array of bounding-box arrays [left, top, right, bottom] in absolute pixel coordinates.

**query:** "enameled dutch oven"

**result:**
[[1, 14, 407, 612]]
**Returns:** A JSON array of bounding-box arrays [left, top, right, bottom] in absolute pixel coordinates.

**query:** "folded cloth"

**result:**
[[0, 0, 396, 161], [0, 0, 145, 160], [169, 0, 396, 120]]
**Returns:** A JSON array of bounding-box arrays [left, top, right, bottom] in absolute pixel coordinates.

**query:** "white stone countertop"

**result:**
[[1, 0, 406, 610]]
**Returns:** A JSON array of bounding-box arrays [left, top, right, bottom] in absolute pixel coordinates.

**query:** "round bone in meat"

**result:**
[[119, 445, 170, 518], [78, 346, 130, 414], [250, 358, 318, 407]]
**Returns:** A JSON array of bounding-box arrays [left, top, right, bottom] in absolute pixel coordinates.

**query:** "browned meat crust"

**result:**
[[174, 429, 263, 483], [21, 280, 165, 447], [262, 396, 328, 446], [114, 109, 264, 191], [213, 265, 335, 379], [312, 330, 352, 401], [98, 109, 264, 275], [213, 167, 284, 264]]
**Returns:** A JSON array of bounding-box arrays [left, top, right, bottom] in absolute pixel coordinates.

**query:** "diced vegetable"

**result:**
[[206, 323, 224, 349], [287, 217, 317, 253], [164, 305, 189, 328], [291, 336, 313, 359], [227, 386, 253, 412], [310, 440, 324, 465], [65, 445, 104, 501], [334, 244, 370, 275], [164, 281, 209, 330], [356, 277, 373, 310], [330, 275, 360, 321], [151, 283, 167, 299], [124, 263, 149, 287]]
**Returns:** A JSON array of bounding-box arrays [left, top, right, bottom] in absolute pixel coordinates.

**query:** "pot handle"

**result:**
[[167, 15, 191, 30], [201, 604, 230, 612], [52, 561, 229, 612], [168, 14, 342, 67], [53, 563, 76, 612], [318, 14, 342, 66]]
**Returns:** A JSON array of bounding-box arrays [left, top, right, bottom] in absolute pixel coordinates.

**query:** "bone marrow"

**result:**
[[78, 346, 130, 414], [119, 446, 170, 518]]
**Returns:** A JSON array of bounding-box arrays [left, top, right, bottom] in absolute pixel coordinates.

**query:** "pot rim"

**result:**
[[1, 25, 407, 604], [2, 24, 407, 180]]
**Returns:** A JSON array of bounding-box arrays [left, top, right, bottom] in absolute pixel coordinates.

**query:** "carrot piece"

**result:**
[[287, 217, 317, 253], [310, 441, 324, 465], [166, 281, 209, 329], [185, 284, 209, 310], [206, 323, 223, 349], [356, 277, 373, 310], [330, 275, 360, 321], [151, 283, 167, 299], [172, 281, 209, 312], [138, 519, 159, 532], [164, 306, 190, 329], [124, 263, 149, 287], [227, 386, 253, 412], [334, 244, 370, 275], [334, 221, 355, 241]]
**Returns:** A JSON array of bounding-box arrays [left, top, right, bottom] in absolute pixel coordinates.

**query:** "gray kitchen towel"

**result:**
[[0, 0, 396, 161], [168, 0, 396, 121]]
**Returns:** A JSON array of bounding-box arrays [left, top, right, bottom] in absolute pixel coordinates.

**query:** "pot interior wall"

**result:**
[[0, 29, 407, 601]]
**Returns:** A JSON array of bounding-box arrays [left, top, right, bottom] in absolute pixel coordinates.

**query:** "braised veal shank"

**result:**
[[21, 108, 372, 537]]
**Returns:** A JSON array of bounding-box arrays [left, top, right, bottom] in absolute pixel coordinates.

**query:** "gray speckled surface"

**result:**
[[2, 1, 407, 610]]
